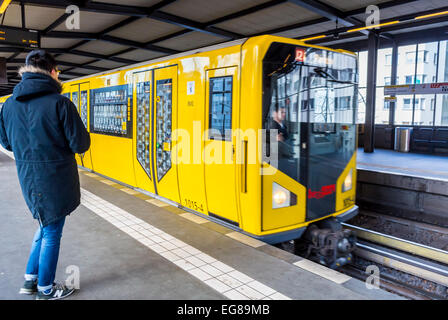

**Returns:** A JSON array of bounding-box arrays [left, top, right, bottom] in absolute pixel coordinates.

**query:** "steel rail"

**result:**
[[343, 223, 448, 265]]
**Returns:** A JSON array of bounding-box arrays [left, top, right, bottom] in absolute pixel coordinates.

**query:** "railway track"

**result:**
[[341, 223, 448, 300]]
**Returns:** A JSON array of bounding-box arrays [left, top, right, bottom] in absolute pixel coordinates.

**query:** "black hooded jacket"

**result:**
[[0, 67, 90, 226]]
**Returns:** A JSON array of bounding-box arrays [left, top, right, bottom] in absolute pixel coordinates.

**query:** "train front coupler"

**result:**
[[296, 218, 356, 269]]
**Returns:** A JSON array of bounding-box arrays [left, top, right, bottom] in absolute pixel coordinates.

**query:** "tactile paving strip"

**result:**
[[80, 188, 291, 300]]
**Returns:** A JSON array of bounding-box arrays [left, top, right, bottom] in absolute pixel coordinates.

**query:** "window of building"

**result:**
[[357, 51, 368, 88], [398, 45, 417, 85], [416, 74, 427, 84], [403, 98, 412, 109], [414, 95, 433, 125], [420, 98, 425, 110], [357, 87, 366, 124], [335, 96, 351, 110], [373, 48, 393, 124], [416, 42, 438, 85], [415, 98, 421, 110], [435, 94, 448, 126], [417, 50, 428, 63], [375, 87, 389, 124], [406, 51, 416, 64], [376, 48, 392, 87], [438, 40, 448, 82], [358, 41, 448, 127]]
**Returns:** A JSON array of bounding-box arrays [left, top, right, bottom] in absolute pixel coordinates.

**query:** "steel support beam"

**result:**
[[389, 41, 398, 126], [42, 13, 71, 34], [364, 32, 379, 153], [44, 31, 180, 54], [150, 11, 242, 39], [9, 58, 108, 72], [46, 48, 137, 64], [21, 1, 26, 28], [287, 0, 361, 26]]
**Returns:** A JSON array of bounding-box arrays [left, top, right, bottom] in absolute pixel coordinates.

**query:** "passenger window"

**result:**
[[136, 81, 151, 179], [209, 76, 232, 140], [80, 90, 88, 129], [156, 79, 172, 181], [71, 91, 79, 112], [90, 85, 131, 138]]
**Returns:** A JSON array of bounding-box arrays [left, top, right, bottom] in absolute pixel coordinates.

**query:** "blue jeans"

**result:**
[[25, 217, 66, 292]]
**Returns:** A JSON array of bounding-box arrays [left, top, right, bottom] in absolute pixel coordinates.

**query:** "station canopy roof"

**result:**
[[0, 0, 447, 95]]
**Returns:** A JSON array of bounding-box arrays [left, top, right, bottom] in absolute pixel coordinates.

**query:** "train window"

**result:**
[[71, 91, 79, 112], [209, 76, 233, 140], [80, 90, 88, 129], [156, 79, 172, 181], [90, 85, 133, 138], [136, 81, 151, 180]]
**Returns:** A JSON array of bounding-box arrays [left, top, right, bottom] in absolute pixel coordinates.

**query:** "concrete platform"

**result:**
[[0, 149, 400, 300], [357, 148, 448, 181], [356, 148, 448, 227]]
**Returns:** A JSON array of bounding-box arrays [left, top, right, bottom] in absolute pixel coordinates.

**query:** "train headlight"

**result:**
[[272, 182, 290, 209], [342, 169, 353, 193]]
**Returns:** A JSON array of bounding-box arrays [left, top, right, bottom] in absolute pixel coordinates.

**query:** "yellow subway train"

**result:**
[[2, 35, 359, 268]]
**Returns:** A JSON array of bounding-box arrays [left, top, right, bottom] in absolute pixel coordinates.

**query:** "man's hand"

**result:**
[[277, 133, 285, 142]]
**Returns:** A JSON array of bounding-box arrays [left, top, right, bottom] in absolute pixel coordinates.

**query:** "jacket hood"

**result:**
[[13, 66, 63, 101]]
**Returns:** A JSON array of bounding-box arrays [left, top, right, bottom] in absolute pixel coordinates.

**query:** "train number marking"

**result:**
[[184, 198, 204, 212], [295, 48, 306, 62]]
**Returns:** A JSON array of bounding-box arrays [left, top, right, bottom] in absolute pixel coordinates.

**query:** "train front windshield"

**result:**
[[263, 43, 358, 221]]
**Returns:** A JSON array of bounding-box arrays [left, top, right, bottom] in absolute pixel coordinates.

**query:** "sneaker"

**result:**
[[36, 282, 76, 300], [19, 279, 38, 295]]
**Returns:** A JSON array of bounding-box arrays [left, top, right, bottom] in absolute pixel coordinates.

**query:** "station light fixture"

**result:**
[[0, 0, 11, 14], [299, 35, 326, 42], [298, 9, 448, 43], [347, 20, 400, 33], [415, 10, 448, 20]]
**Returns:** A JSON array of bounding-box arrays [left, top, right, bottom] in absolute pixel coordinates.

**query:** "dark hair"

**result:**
[[273, 102, 287, 112], [25, 50, 57, 73]]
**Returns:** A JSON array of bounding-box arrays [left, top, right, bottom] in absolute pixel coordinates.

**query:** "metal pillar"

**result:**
[[389, 41, 398, 126], [364, 31, 379, 153], [21, 2, 26, 29]]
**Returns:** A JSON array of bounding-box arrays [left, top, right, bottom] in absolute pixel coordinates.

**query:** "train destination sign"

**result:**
[[384, 83, 448, 95], [0, 26, 39, 48]]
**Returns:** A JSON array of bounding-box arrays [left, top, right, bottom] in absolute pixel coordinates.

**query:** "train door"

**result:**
[[152, 66, 180, 203], [70, 83, 93, 170], [204, 67, 240, 225], [132, 70, 156, 194], [79, 82, 93, 170], [70, 84, 82, 167]]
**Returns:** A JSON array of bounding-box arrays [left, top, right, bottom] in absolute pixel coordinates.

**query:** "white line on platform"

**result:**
[[80, 188, 291, 300], [293, 259, 351, 284]]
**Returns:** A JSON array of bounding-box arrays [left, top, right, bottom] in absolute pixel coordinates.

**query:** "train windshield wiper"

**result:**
[[313, 67, 356, 85]]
